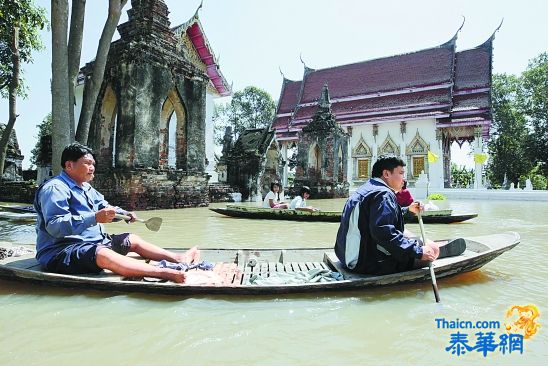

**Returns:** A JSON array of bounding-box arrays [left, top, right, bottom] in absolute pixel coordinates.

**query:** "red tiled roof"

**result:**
[[173, 16, 231, 97], [273, 35, 494, 138], [452, 93, 490, 111], [301, 45, 455, 103], [454, 48, 491, 91], [277, 79, 302, 114], [271, 116, 291, 130]]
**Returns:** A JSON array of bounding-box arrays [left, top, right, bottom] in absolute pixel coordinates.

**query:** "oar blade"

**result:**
[[145, 217, 163, 232]]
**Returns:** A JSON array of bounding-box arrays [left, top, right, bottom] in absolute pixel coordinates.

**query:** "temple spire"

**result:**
[[438, 16, 465, 49], [318, 83, 331, 110], [478, 18, 503, 50]]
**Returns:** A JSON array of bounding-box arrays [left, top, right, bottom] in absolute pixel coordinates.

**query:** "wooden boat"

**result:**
[[404, 210, 478, 224], [0, 232, 519, 295], [0, 205, 36, 214], [211, 205, 477, 224], [210, 205, 341, 222], [0, 212, 37, 223]]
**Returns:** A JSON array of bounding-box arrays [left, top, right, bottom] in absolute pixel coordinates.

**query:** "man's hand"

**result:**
[[408, 201, 424, 215], [96, 206, 117, 223], [421, 240, 440, 261], [126, 212, 137, 223]]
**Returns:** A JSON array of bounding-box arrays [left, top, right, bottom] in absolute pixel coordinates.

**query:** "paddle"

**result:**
[[114, 214, 163, 232], [417, 210, 441, 303]]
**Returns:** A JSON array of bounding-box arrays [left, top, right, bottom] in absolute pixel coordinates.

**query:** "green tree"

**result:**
[[451, 163, 474, 188], [30, 112, 52, 168], [51, 0, 127, 175], [521, 52, 548, 176], [486, 74, 533, 186], [0, 0, 47, 179], [213, 86, 276, 144]]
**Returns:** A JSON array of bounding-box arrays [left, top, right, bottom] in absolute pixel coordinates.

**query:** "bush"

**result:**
[[427, 193, 446, 200]]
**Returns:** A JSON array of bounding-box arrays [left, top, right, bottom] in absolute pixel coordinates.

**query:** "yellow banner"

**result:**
[[474, 153, 488, 165], [427, 150, 439, 163]]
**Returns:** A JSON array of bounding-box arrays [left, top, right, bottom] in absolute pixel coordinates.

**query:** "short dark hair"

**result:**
[[270, 182, 281, 191], [299, 186, 311, 196], [371, 155, 406, 178], [61, 143, 94, 169]]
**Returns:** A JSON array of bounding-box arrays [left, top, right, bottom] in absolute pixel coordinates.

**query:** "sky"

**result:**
[[1, 0, 547, 169]]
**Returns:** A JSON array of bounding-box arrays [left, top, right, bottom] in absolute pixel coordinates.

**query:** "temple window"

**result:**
[[412, 156, 425, 177], [167, 111, 177, 168], [309, 143, 321, 171], [358, 159, 369, 179], [406, 130, 429, 179], [351, 136, 372, 181]]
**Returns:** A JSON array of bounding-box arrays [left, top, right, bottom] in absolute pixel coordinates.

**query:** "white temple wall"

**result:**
[[347, 118, 444, 189]]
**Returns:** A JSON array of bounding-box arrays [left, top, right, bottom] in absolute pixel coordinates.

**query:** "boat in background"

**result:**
[[0, 205, 37, 223], [211, 205, 478, 224], [210, 205, 341, 222]]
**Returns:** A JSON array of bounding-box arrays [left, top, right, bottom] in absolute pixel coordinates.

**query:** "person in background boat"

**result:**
[[263, 182, 289, 209], [33, 143, 201, 283], [290, 186, 319, 212], [334, 155, 441, 275], [396, 180, 414, 207]]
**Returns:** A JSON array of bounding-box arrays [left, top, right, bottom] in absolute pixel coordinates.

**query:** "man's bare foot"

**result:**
[[176, 246, 200, 264]]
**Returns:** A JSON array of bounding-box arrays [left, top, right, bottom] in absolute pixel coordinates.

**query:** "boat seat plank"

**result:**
[[324, 252, 372, 280], [5, 257, 41, 270]]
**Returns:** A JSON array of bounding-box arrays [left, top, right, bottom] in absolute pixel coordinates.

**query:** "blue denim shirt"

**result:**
[[33, 171, 126, 266]]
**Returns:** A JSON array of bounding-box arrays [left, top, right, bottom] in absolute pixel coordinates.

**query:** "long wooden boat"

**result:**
[[210, 205, 342, 222], [210, 205, 478, 224], [0, 211, 37, 223], [0, 205, 36, 214], [404, 210, 478, 224], [0, 232, 519, 295]]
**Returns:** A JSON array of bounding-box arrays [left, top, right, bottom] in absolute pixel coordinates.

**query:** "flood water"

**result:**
[[0, 199, 546, 365]]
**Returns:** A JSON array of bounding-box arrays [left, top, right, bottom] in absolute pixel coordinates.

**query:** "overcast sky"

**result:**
[[1, 0, 546, 169]]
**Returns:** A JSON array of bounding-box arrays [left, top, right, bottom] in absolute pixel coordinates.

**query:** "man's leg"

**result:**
[[95, 247, 186, 283], [127, 234, 200, 263]]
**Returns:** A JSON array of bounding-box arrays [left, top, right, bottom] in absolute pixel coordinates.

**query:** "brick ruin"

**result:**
[[84, 0, 210, 209], [293, 85, 349, 198]]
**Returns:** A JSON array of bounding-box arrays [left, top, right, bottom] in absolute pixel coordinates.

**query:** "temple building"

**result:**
[[74, 0, 230, 209], [0, 124, 24, 181], [273, 26, 497, 191]]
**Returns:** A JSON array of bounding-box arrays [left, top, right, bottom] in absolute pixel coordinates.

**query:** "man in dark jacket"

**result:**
[[334, 155, 439, 275]]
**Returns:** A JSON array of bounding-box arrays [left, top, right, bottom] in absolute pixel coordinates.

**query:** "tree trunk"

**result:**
[[67, 0, 86, 141], [51, 0, 71, 175], [76, 0, 127, 145], [0, 27, 20, 180]]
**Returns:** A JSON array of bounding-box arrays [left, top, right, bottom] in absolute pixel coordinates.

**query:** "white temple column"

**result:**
[[281, 142, 288, 187], [473, 127, 484, 189]]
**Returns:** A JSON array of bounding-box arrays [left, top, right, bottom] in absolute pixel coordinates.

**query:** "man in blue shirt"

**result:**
[[34, 143, 199, 283], [334, 155, 441, 275]]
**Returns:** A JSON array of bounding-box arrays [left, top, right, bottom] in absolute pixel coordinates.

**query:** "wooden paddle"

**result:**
[[417, 210, 441, 303], [115, 214, 163, 232]]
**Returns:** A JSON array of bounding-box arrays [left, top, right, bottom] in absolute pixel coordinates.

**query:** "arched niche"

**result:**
[[309, 143, 322, 172], [379, 133, 400, 156], [98, 84, 118, 167], [351, 135, 372, 180], [406, 130, 429, 178], [160, 89, 186, 169]]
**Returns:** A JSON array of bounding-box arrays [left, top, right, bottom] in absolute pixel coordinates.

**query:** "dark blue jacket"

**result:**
[[334, 179, 423, 274]]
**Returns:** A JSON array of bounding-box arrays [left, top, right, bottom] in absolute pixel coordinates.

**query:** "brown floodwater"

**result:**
[[0, 199, 546, 365]]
